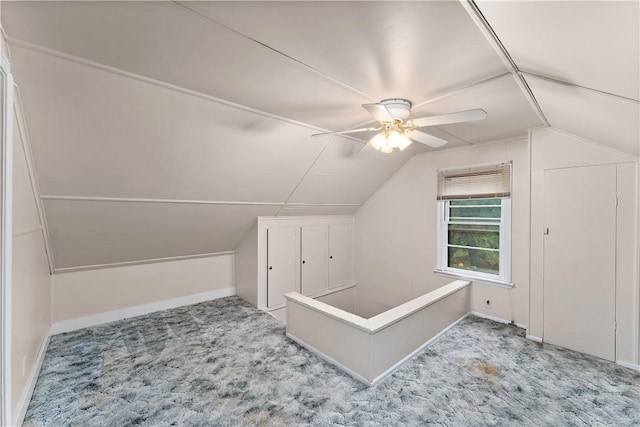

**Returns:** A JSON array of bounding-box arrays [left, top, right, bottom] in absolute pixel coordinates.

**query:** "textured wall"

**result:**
[[353, 138, 530, 324], [53, 254, 234, 322], [12, 111, 51, 424]]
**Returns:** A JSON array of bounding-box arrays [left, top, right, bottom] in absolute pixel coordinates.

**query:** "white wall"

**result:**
[[354, 138, 530, 324], [52, 254, 234, 326], [529, 128, 638, 365], [235, 222, 258, 307], [12, 110, 51, 424]]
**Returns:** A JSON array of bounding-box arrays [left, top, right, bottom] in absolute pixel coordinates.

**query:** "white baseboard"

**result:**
[[13, 329, 50, 427], [526, 334, 543, 343], [50, 287, 235, 335], [616, 360, 640, 372], [470, 311, 527, 330]]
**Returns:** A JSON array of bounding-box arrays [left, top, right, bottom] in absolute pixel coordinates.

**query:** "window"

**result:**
[[436, 163, 511, 285]]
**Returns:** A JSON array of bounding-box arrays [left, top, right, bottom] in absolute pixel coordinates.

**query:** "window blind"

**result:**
[[437, 162, 511, 200]]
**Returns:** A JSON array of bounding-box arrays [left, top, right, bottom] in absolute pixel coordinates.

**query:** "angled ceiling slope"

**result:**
[[476, 0, 640, 156], [3, 1, 562, 270]]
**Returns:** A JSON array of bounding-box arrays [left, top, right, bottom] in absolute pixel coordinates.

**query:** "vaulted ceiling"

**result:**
[[2, 1, 638, 271]]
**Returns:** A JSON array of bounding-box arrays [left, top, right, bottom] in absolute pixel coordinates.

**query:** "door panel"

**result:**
[[329, 223, 353, 289], [543, 164, 616, 361], [301, 225, 327, 296], [267, 227, 299, 307]]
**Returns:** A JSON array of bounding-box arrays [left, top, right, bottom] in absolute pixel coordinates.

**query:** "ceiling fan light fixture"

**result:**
[[312, 98, 487, 151], [369, 129, 412, 153], [379, 99, 412, 121], [379, 144, 393, 154], [388, 129, 412, 151], [369, 132, 388, 151]]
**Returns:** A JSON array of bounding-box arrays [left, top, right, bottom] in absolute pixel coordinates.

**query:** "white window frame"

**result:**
[[436, 197, 512, 287]]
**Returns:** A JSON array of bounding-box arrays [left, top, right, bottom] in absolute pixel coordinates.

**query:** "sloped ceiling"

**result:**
[[1, 1, 637, 271], [476, 0, 639, 154]]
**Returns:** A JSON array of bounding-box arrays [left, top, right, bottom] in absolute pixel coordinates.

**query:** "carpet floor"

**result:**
[[24, 296, 640, 426]]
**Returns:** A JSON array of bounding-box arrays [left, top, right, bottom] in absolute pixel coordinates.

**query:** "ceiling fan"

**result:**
[[312, 99, 487, 154]]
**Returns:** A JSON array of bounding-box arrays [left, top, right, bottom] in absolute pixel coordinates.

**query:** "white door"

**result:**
[[543, 164, 616, 361], [329, 224, 352, 289], [267, 227, 299, 307], [301, 226, 327, 296]]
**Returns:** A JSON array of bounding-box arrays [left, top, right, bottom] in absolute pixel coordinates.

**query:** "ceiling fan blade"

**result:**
[[311, 126, 380, 137], [410, 109, 487, 128], [362, 103, 394, 122], [407, 129, 448, 148]]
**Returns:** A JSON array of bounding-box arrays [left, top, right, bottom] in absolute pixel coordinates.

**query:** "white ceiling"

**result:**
[[42, 199, 281, 268], [525, 75, 639, 157], [10, 46, 329, 202], [180, 1, 507, 103], [2, 1, 638, 270], [477, 0, 639, 100], [410, 74, 541, 143]]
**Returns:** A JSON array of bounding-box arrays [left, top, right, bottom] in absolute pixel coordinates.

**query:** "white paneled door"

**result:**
[[267, 227, 299, 308], [329, 224, 353, 289], [301, 226, 327, 296], [543, 164, 616, 361]]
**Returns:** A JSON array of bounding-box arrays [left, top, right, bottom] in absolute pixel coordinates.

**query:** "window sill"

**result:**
[[434, 269, 514, 289]]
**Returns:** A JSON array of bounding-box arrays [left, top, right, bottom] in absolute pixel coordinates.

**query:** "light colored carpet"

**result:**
[[24, 296, 640, 426]]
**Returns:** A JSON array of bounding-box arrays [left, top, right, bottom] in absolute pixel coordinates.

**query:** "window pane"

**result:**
[[449, 198, 502, 221], [448, 247, 499, 275], [448, 224, 499, 249], [449, 206, 501, 219]]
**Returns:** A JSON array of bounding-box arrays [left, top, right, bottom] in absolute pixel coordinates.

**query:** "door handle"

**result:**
[[269, 266, 273, 270], [544, 227, 550, 235]]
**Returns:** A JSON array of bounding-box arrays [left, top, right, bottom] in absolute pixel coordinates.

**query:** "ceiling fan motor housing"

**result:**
[[380, 99, 412, 121]]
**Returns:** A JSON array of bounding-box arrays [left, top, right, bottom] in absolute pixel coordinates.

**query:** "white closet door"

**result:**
[[543, 164, 616, 361], [301, 225, 327, 296], [267, 227, 299, 308], [329, 224, 352, 289]]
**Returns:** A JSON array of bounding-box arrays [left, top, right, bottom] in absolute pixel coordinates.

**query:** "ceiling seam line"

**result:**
[[413, 133, 529, 160], [411, 72, 511, 109], [40, 196, 283, 206], [278, 137, 338, 215], [40, 195, 363, 207], [461, 0, 550, 128], [6, 37, 341, 135], [171, 1, 377, 102], [285, 206, 360, 210], [520, 71, 640, 104], [431, 127, 474, 146]]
